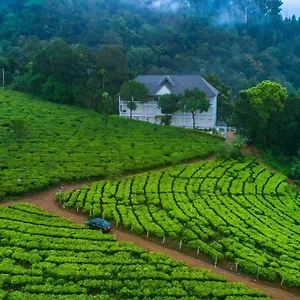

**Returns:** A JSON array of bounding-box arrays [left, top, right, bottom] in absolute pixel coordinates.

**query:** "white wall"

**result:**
[[119, 96, 217, 128]]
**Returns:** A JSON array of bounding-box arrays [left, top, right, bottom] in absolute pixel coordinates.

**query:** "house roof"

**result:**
[[135, 75, 219, 98]]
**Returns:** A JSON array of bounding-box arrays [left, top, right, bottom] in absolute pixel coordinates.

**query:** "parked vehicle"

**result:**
[[85, 218, 111, 233]]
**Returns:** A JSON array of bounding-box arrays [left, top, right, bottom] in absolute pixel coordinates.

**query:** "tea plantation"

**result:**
[[0, 203, 270, 300], [59, 158, 300, 287], [0, 90, 223, 199]]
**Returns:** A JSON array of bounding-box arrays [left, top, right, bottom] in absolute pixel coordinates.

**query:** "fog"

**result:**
[[282, 0, 300, 17]]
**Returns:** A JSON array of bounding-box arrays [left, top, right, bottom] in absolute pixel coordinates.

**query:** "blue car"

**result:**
[[85, 218, 111, 233]]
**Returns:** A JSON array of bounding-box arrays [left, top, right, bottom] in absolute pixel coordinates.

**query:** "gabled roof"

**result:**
[[158, 75, 176, 86], [135, 75, 219, 98]]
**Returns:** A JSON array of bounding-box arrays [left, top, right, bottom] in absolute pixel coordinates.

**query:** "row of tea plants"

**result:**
[[58, 158, 300, 287], [0, 203, 269, 299], [0, 90, 223, 199]]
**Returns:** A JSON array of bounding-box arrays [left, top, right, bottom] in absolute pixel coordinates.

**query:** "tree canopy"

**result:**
[[158, 93, 180, 115], [180, 88, 210, 129], [233, 80, 287, 147], [119, 80, 149, 118], [119, 80, 148, 102]]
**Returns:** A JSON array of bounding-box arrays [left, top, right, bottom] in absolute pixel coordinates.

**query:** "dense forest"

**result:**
[[0, 0, 300, 179], [1, 0, 300, 97]]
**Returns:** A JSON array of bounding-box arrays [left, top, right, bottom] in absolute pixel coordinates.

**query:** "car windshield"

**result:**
[[101, 220, 110, 227], [89, 218, 110, 227]]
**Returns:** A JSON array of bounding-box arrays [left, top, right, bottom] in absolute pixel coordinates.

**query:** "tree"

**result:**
[[233, 80, 287, 147], [269, 92, 300, 156], [205, 74, 233, 124], [101, 92, 113, 128], [158, 93, 180, 115], [127, 47, 157, 74], [258, 0, 283, 19], [120, 80, 148, 119], [96, 45, 128, 96], [179, 88, 210, 129], [157, 93, 180, 125]]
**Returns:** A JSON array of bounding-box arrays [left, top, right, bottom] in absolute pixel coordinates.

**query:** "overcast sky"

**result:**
[[281, 0, 300, 17]]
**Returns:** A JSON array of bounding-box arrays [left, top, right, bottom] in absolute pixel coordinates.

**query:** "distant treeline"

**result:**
[[0, 0, 299, 94]]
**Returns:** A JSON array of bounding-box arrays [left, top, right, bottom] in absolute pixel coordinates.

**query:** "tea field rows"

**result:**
[[0, 203, 270, 300], [0, 90, 223, 199], [59, 158, 300, 287]]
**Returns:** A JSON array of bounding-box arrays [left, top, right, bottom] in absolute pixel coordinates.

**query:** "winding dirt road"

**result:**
[[2, 181, 300, 300]]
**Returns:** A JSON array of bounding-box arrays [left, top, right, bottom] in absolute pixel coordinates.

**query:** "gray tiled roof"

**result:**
[[135, 75, 219, 98]]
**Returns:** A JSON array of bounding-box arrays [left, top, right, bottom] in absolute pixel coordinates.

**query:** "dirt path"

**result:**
[[2, 183, 299, 300], [225, 130, 236, 144]]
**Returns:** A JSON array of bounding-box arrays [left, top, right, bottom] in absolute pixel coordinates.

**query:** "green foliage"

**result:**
[[205, 74, 233, 124], [179, 88, 210, 129], [100, 92, 113, 128], [0, 203, 269, 299], [120, 80, 148, 118], [96, 45, 128, 95], [269, 92, 300, 156], [120, 80, 148, 102], [234, 80, 287, 147], [125, 100, 137, 119], [216, 144, 242, 160], [10, 118, 27, 140], [0, 90, 223, 199], [290, 155, 300, 185], [127, 46, 157, 74], [158, 93, 180, 115], [1, 0, 299, 102], [62, 157, 300, 287]]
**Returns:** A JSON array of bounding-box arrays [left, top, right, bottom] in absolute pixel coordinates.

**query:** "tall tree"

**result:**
[[179, 88, 210, 129], [158, 93, 180, 115], [96, 45, 128, 96], [233, 80, 287, 147], [101, 91, 113, 128], [205, 74, 233, 124], [119, 80, 148, 119], [269, 92, 300, 156], [157, 93, 181, 125]]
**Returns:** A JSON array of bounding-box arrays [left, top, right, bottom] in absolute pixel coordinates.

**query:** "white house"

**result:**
[[118, 75, 219, 129]]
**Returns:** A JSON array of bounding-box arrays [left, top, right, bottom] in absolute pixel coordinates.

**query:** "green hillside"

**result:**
[[0, 90, 223, 199], [0, 203, 270, 299], [59, 158, 300, 287]]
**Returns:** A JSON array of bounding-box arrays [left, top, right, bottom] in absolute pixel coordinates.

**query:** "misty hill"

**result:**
[[0, 90, 223, 199], [0, 0, 300, 98]]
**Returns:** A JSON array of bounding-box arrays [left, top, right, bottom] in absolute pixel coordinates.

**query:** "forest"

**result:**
[[0, 0, 300, 179]]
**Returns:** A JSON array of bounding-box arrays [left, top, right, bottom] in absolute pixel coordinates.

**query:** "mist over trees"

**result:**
[[0, 0, 298, 99], [1, 0, 300, 178]]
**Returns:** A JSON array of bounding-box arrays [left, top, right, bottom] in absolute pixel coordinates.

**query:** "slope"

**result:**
[[0, 90, 223, 199], [0, 202, 270, 300], [59, 158, 300, 288]]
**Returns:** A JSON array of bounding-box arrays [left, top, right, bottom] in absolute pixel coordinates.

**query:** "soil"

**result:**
[[225, 130, 236, 144], [2, 182, 300, 300]]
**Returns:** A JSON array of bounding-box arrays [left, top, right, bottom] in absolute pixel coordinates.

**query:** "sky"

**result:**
[[281, 0, 300, 18]]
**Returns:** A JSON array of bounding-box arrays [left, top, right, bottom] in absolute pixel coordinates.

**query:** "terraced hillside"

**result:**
[[0, 203, 270, 300], [59, 158, 300, 287], [0, 90, 223, 199]]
